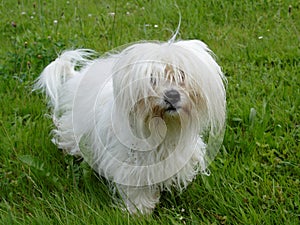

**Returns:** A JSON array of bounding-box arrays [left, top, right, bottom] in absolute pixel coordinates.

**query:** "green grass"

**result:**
[[1, 0, 299, 224]]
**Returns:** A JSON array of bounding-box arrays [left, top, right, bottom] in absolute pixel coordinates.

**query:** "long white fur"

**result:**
[[35, 39, 226, 214]]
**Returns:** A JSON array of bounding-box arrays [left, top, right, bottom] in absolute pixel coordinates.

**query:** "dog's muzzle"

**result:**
[[164, 89, 180, 111]]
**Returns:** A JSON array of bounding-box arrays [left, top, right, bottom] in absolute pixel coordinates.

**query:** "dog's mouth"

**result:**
[[164, 101, 181, 113], [166, 106, 177, 112]]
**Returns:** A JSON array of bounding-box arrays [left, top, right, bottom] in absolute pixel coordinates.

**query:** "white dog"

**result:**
[[35, 37, 226, 214]]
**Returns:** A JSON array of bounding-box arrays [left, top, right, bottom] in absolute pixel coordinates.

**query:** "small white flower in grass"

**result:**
[[108, 12, 115, 16], [288, 5, 292, 14], [21, 12, 26, 15], [66, 1, 69, 4], [126, 11, 130, 15], [30, 16, 34, 19], [54, 20, 58, 25], [258, 36, 263, 39], [154, 24, 158, 28], [88, 13, 92, 17]]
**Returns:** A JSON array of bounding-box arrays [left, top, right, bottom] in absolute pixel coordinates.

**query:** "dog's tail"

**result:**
[[34, 49, 95, 109]]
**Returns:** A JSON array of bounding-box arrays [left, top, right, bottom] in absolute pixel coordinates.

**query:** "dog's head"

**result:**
[[112, 41, 226, 134]]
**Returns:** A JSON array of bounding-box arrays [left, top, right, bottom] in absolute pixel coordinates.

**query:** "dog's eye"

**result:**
[[150, 75, 157, 86], [179, 70, 185, 82]]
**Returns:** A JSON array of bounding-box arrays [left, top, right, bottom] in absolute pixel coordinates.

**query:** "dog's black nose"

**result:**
[[164, 89, 180, 105]]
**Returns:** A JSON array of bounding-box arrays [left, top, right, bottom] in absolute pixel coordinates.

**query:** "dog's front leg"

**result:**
[[116, 184, 161, 215]]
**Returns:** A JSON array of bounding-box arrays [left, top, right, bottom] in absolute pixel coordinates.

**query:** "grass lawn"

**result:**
[[0, 0, 299, 224]]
